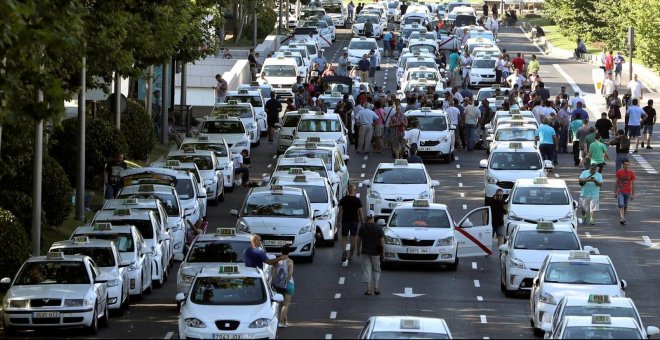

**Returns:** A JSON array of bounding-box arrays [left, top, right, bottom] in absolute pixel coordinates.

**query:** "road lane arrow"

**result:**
[[392, 287, 425, 298], [635, 236, 658, 248]]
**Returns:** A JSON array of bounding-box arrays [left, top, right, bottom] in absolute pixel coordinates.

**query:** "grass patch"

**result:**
[[144, 142, 172, 166], [41, 209, 96, 254], [520, 17, 601, 55]]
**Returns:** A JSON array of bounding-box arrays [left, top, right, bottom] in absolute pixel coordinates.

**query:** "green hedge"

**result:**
[[95, 99, 156, 161], [0, 209, 31, 281], [244, 8, 278, 40]]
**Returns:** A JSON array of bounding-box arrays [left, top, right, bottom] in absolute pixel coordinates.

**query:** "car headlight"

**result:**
[[249, 318, 272, 328], [440, 136, 449, 143], [486, 175, 498, 184], [180, 274, 195, 284], [246, 123, 255, 130], [418, 191, 431, 200], [64, 299, 85, 307], [508, 211, 523, 221], [174, 241, 183, 250], [235, 141, 248, 147], [385, 235, 401, 245], [238, 221, 251, 233], [9, 299, 29, 308], [369, 190, 381, 200], [559, 211, 574, 222], [436, 236, 454, 246], [185, 318, 207, 328], [336, 137, 345, 144], [470, 73, 478, 77], [510, 257, 526, 269], [299, 224, 312, 234], [316, 210, 331, 220], [106, 279, 119, 287], [539, 292, 557, 305]]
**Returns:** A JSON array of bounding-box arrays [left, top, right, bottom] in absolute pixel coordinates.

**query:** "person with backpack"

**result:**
[[609, 129, 631, 171], [271, 245, 294, 328], [364, 18, 374, 38]]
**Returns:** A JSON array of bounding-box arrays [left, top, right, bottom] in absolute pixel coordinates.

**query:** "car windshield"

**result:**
[[387, 2, 398, 8], [495, 129, 536, 142], [409, 44, 437, 54], [320, 97, 343, 109], [190, 277, 266, 305], [174, 179, 196, 200], [404, 17, 424, 25], [408, 71, 439, 81], [186, 241, 249, 263], [290, 185, 328, 203], [511, 187, 570, 205], [473, 59, 496, 68], [116, 192, 181, 216], [390, 208, 450, 228], [407, 116, 448, 131], [371, 332, 449, 339], [262, 65, 297, 77], [284, 149, 333, 170], [212, 106, 253, 119], [563, 306, 637, 320], [95, 219, 154, 239], [15, 261, 89, 285], [244, 193, 309, 217], [477, 90, 500, 101], [374, 168, 427, 184], [405, 83, 435, 92], [167, 155, 214, 171], [403, 28, 426, 38], [225, 95, 262, 108], [238, 86, 272, 99], [349, 41, 377, 50], [544, 262, 617, 285], [282, 48, 307, 59], [302, 21, 327, 29], [77, 233, 135, 252], [182, 142, 229, 157], [294, 27, 318, 36], [563, 327, 642, 339], [489, 152, 542, 170], [513, 231, 580, 250], [356, 15, 379, 24], [275, 165, 328, 178], [323, 4, 342, 13], [297, 119, 342, 132], [410, 33, 435, 40], [200, 120, 245, 134], [56, 247, 116, 267]]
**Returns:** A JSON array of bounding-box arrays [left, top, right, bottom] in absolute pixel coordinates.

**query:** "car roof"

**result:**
[[119, 184, 176, 195], [73, 224, 136, 237], [249, 185, 306, 195], [377, 162, 426, 169], [277, 157, 326, 166], [514, 223, 577, 233], [197, 264, 263, 279], [370, 316, 449, 334], [563, 315, 639, 328], [194, 231, 253, 243], [94, 209, 154, 221], [121, 167, 190, 180], [272, 175, 328, 187], [405, 108, 447, 116], [515, 177, 567, 188], [28, 254, 89, 263], [547, 253, 612, 265], [103, 198, 163, 211], [491, 143, 540, 153], [562, 295, 635, 309], [300, 113, 342, 120], [51, 238, 116, 250]]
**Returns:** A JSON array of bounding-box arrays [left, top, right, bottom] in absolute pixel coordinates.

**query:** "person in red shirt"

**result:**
[[615, 159, 636, 225], [511, 53, 526, 73], [605, 50, 614, 74]]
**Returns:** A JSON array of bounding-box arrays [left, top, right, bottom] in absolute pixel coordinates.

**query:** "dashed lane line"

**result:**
[[164, 332, 174, 339], [330, 311, 337, 319], [267, 164, 272, 168], [325, 334, 333, 339], [477, 296, 483, 301], [361, 173, 365, 177], [356, 193, 360, 198], [462, 204, 467, 210], [474, 280, 480, 288], [339, 277, 345, 285], [456, 164, 461, 169], [334, 293, 341, 299], [472, 262, 477, 270], [585, 232, 592, 238], [460, 193, 465, 198], [359, 182, 363, 188], [480, 315, 488, 324], [459, 183, 463, 187], [362, 164, 366, 168], [457, 173, 462, 177], [364, 155, 368, 160]]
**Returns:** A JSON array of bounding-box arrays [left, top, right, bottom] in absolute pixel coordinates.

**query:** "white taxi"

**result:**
[[225, 89, 267, 136], [542, 295, 659, 338], [259, 56, 298, 102], [212, 101, 260, 146], [407, 37, 438, 55], [379, 199, 492, 269], [530, 251, 627, 335], [404, 108, 455, 162], [165, 149, 225, 205], [300, 19, 333, 46], [352, 14, 383, 38], [282, 143, 349, 200], [50, 237, 130, 312], [273, 157, 331, 184], [177, 265, 282, 340], [177, 228, 253, 296], [271, 171, 339, 246], [499, 222, 597, 296], [363, 160, 439, 219], [180, 135, 235, 192], [272, 51, 309, 78], [1, 252, 110, 335], [294, 112, 348, 156], [546, 315, 654, 339], [480, 143, 549, 203], [71, 223, 153, 298], [400, 66, 443, 92], [345, 37, 381, 69], [506, 178, 578, 235], [276, 110, 306, 154], [467, 57, 498, 88], [196, 115, 251, 156], [396, 51, 435, 82], [231, 185, 318, 262], [485, 121, 538, 152], [359, 316, 453, 339]]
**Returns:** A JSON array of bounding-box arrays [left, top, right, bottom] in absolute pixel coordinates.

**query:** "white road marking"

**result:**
[[477, 296, 484, 301], [631, 153, 658, 174], [334, 293, 341, 299], [459, 183, 463, 187], [361, 173, 365, 177], [364, 155, 368, 160], [325, 334, 333, 339], [272, 155, 277, 159], [457, 173, 462, 178], [164, 332, 174, 339], [330, 311, 337, 319], [359, 182, 363, 188], [463, 204, 467, 210], [262, 173, 267, 177], [554, 173, 560, 178], [480, 315, 488, 324], [384, 76, 387, 80], [474, 280, 480, 288], [472, 262, 477, 270], [455, 156, 459, 161], [460, 193, 465, 198], [456, 164, 461, 169], [339, 277, 345, 285], [552, 64, 583, 95], [585, 232, 592, 238], [362, 164, 366, 168], [267, 164, 272, 168]]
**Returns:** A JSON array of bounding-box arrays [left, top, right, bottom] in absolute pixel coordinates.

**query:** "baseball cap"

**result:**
[[367, 210, 375, 218]]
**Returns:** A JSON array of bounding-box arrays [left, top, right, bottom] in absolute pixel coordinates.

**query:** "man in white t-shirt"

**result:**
[[602, 72, 616, 98], [570, 92, 585, 109], [506, 69, 525, 88], [404, 121, 422, 149], [233, 149, 250, 186], [627, 73, 645, 100]]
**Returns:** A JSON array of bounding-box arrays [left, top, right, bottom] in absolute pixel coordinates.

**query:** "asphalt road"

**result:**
[[3, 25, 660, 340]]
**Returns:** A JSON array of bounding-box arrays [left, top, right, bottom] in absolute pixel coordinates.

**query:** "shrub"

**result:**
[[0, 190, 35, 232], [95, 99, 156, 161], [245, 8, 277, 40], [0, 208, 31, 281]]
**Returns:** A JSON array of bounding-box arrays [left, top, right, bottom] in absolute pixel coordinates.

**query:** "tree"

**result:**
[[0, 208, 32, 281]]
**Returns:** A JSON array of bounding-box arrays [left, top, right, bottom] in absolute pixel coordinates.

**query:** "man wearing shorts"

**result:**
[[578, 163, 603, 225], [487, 189, 508, 246], [615, 160, 636, 225], [626, 98, 644, 153], [337, 184, 365, 263]]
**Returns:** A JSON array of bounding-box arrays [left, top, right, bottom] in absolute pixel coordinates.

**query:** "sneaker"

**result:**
[[278, 323, 288, 328], [341, 251, 347, 263], [589, 217, 594, 225], [647, 146, 653, 149], [581, 209, 586, 221], [633, 150, 638, 154], [620, 220, 625, 225], [349, 257, 356, 263], [641, 142, 645, 148]]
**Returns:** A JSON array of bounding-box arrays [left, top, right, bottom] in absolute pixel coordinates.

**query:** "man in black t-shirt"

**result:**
[[338, 184, 364, 263], [357, 211, 384, 295], [265, 92, 282, 143], [642, 99, 656, 149], [486, 189, 508, 246], [104, 152, 127, 199]]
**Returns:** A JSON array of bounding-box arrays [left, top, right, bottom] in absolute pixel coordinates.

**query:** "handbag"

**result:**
[[608, 107, 616, 119]]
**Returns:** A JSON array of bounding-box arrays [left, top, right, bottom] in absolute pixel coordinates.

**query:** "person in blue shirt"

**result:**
[[448, 50, 461, 87], [578, 163, 603, 225], [535, 117, 558, 163], [571, 101, 589, 122], [407, 146, 423, 163], [245, 235, 288, 269]]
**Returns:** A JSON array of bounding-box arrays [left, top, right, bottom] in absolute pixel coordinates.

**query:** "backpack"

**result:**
[[618, 136, 630, 151], [273, 260, 288, 289]]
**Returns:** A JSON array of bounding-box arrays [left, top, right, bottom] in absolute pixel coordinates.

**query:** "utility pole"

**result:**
[[114, 72, 121, 129], [75, 57, 86, 223], [146, 65, 153, 117], [32, 90, 44, 256], [161, 63, 170, 145], [180, 61, 188, 130], [628, 27, 634, 82], [278, 0, 283, 35], [253, 12, 258, 48]]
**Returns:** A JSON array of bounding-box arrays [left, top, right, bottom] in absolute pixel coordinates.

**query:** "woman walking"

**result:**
[[271, 246, 294, 328], [608, 90, 622, 133]]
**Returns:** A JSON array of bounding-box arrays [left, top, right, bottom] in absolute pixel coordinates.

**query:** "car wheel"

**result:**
[[144, 277, 153, 295], [447, 254, 459, 271], [253, 140, 260, 147], [302, 246, 315, 263], [533, 327, 545, 337], [100, 298, 110, 328], [121, 289, 130, 310], [86, 305, 99, 335], [217, 187, 225, 203], [226, 182, 234, 193], [153, 268, 164, 289]]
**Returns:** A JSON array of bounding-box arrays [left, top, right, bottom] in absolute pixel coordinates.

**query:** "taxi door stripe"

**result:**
[[320, 35, 332, 47], [438, 37, 456, 48], [455, 226, 492, 256]]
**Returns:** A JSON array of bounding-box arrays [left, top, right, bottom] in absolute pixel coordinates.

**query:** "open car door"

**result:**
[[455, 206, 493, 257], [319, 76, 353, 95]]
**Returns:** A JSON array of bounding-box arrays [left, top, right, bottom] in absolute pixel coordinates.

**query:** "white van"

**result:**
[[259, 56, 298, 103]]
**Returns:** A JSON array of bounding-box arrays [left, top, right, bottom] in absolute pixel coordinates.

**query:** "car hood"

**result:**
[[7, 284, 90, 300], [371, 184, 430, 198], [186, 302, 273, 324], [509, 205, 572, 222], [387, 227, 453, 240], [489, 169, 545, 181], [242, 217, 309, 232], [262, 76, 297, 85], [513, 249, 575, 271], [348, 48, 377, 57], [543, 283, 624, 300], [201, 133, 246, 145]]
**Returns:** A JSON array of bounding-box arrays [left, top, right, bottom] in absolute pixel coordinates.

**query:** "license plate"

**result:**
[[389, 202, 400, 208], [213, 334, 243, 340], [263, 240, 289, 246], [33, 312, 60, 318], [406, 248, 430, 254], [418, 147, 435, 151]]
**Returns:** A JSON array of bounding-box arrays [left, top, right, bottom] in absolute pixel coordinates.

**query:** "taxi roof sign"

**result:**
[[138, 184, 156, 192], [198, 135, 210, 141], [400, 319, 421, 330], [588, 294, 611, 304], [166, 160, 181, 167], [249, 81, 259, 86], [113, 208, 132, 216], [394, 159, 409, 166], [293, 175, 307, 182], [509, 121, 525, 126], [536, 221, 554, 230], [218, 265, 240, 274], [288, 168, 304, 175], [47, 251, 65, 260], [510, 108, 521, 115], [216, 114, 230, 120], [238, 89, 249, 94], [592, 314, 612, 324], [123, 198, 139, 205], [93, 222, 113, 231], [306, 137, 321, 142], [215, 228, 236, 237], [533, 177, 548, 185], [569, 250, 591, 260], [412, 199, 430, 207], [330, 92, 342, 97], [271, 185, 284, 191], [509, 142, 523, 149], [73, 236, 90, 244], [305, 142, 318, 149], [182, 147, 196, 153], [421, 107, 432, 112], [297, 109, 309, 114], [491, 84, 501, 89]]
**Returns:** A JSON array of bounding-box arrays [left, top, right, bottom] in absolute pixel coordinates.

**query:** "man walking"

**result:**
[[615, 160, 636, 225], [357, 54, 370, 82], [578, 163, 603, 225], [357, 211, 384, 296], [214, 74, 228, 104], [535, 117, 557, 163], [104, 152, 128, 199], [245, 235, 288, 269], [642, 99, 656, 149], [608, 129, 631, 171], [265, 92, 282, 143], [627, 99, 645, 153], [368, 50, 378, 84], [338, 184, 365, 263], [626, 74, 645, 101], [464, 99, 481, 151], [488, 189, 508, 246], [338, 52, 349, 77], [587, 133, 608, 173], [356, 103, 378, 153]]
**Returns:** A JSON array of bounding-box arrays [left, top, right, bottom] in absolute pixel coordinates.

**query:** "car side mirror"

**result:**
[[230, 209, 239, 217], [620, 279, 627, 290], [273, 293, 284, 303], [204, 179, 214, 186], [479, 159, 488, 168], [431, 180, 440, 187], [540, 322, 552, 333], [485, 136, 493, 142], [572, 201, 578, 209], [543, 160, 554, 169], [0, 277, 10, 284], [139, 245, 151, 256], [532, 277, 539, 287], [95, 273, 113, 284], [583, 246, 599, 255], [119, 260, 134, 268], [450, 125, 456, 131], [498, 244, 508, 253], [377, 219, 386, 226], [313, 210, 322, 219], [362, 179, 371, 187], [159, 232, 171, 241], [646, 326, 660, 337], [343, 47, 348, 51], [342, 154, 350, 161], [176, 292, 187, 302], [198, 186, 207, 198], [485, 124, 492, 130]]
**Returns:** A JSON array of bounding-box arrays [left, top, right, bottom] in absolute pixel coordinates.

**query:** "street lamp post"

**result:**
[[75, 56, 86, 223], [32, 90, 44, 256]]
